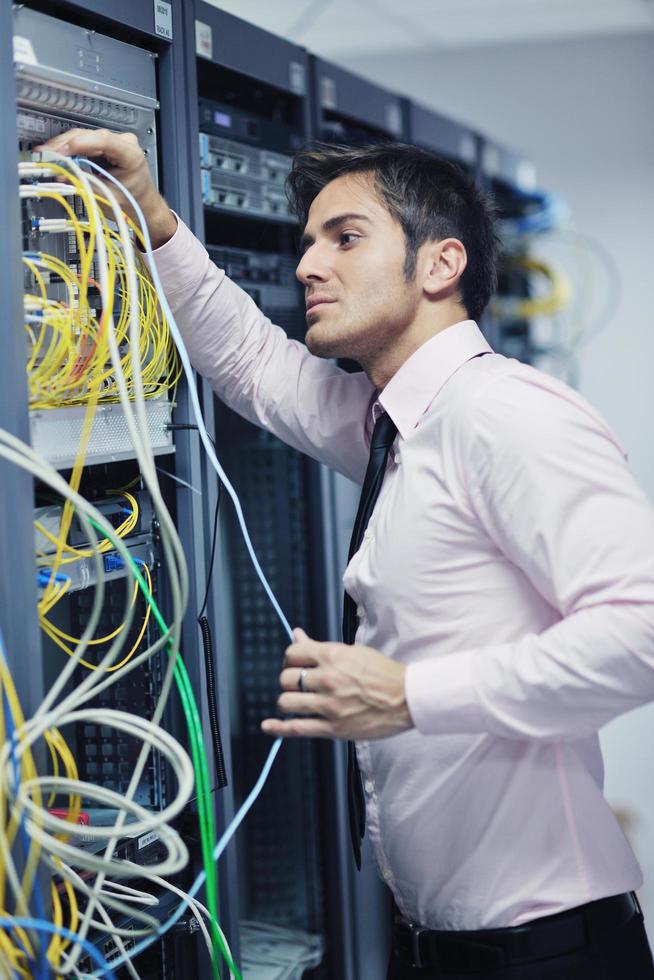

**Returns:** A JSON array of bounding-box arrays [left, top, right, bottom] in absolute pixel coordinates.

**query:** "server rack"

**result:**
[[311, 55, 406, 145], [405, 93, 544, 364], [406, 100, 482, 176], [0, 3, 44, 749], [3, 1, 216, 975], [480, 137, 541, 361], [188, 4, 363, 978]]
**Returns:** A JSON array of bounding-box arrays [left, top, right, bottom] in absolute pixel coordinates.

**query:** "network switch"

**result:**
[[199, 98, 296, 222]]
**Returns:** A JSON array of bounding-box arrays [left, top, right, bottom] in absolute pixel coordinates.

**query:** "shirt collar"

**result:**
[[377, 320, 492, 440]]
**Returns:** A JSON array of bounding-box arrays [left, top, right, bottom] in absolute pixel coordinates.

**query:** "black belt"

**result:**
[[393, 892, 641, 972]]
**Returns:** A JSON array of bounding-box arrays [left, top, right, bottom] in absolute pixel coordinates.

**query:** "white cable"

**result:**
[[93, 882, 158, 908], [46, 858, 158, 935], [55, 862, 143, 980], [0, 431, 186, 904], [0, 434, 190, 959], [121, 864, 223, 970], [19, 183, 77, 197], [0, 438, 113, 921]]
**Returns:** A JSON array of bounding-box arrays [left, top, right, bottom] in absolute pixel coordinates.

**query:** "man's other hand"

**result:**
[[261, 628, 414, 740], [35, 128, 177, 248]]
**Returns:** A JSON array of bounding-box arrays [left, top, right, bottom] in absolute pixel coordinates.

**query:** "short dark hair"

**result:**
[[286, 142, 499, 322]]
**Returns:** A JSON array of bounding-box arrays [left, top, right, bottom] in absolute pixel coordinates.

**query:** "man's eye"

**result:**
[[339, 232, 359, 246]]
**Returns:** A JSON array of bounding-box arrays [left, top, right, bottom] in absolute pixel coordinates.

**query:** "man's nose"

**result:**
[[296, 244, 330, 285]]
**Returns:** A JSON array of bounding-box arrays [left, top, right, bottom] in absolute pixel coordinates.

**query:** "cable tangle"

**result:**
[[1, 154, 237, 979]]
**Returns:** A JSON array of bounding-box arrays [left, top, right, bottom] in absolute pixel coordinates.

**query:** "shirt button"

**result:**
[[382, 869, 393, 881], [363, 528, 372, 541], [357, 605, 365, 619], [364, 780, 374, 794], [394, 451, 401, 464]]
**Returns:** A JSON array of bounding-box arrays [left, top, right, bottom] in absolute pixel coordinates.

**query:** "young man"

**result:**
[[40, 130, 654, 979]]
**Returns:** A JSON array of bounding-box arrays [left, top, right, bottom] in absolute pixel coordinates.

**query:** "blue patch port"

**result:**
[[104, 553, 125, 573]]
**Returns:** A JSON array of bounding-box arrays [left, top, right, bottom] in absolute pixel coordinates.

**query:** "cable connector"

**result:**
[[36, 570, 69, 587], [103, 553, 125, 573]]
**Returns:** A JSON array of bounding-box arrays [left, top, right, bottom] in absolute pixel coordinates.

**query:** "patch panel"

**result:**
[[200, 162, 294, 221], [198, 132, 295, 221], [34, 491, 153, 554]]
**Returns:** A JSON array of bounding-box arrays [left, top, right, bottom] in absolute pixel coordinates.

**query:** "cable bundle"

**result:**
[[0, 154, 237, 979], [21, 169, 180, 410], [240, 921, 324, 979]]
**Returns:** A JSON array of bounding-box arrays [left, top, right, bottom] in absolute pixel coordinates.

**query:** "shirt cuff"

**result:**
[[405, 650, 486, 735]]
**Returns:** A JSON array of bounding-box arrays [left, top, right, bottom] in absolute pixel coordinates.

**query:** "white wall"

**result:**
[[340, 34, 654, 931]]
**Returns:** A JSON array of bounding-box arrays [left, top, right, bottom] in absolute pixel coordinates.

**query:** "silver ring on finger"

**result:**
[[298, 667, 309, 693]]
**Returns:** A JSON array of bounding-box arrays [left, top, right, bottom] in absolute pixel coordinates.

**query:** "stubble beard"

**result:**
[[305, 283, 419, 366], [305, 310, 371, 363]]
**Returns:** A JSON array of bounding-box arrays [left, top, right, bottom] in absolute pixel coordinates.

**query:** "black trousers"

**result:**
[[387, 902, 654, 980]]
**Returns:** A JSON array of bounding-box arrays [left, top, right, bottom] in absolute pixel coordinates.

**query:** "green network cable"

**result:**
[[88, 517, 241, 980]]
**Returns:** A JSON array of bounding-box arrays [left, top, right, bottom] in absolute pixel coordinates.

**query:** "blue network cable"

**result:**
[[0, 919, 116, 979], [36, 568, 70, 588], [502, 188, 568, 235]]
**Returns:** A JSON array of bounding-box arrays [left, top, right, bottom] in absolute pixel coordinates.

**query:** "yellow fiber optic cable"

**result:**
[[41, 199, 115, 603], [493, 255, 572, 320], [40, 576, 139, 645], [24, 175, 179, 411], [35, 492, 139, 565], [40, 562, 153, 673], [0, 668, 79, 971], [43, 728, 81, 824], [0, 656, 44, 921]]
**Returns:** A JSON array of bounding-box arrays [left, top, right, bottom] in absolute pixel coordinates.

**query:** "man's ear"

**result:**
[[421, 238, 468, 299]]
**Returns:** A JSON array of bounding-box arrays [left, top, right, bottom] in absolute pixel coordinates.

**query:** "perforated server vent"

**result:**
[[70, 564, 168, 810], [221, 421, 326, 938]]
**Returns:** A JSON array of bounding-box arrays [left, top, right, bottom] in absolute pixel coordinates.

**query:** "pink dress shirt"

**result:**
[[153, 218, 654, 931]]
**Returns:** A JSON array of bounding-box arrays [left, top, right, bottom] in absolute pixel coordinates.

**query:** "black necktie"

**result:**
[[342, 410, 398, 869]]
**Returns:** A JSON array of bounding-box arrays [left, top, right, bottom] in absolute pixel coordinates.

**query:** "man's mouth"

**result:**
[[306, 296, 336, 313]]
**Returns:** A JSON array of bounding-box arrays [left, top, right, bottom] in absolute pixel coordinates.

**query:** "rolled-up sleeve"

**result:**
[[150, 217, 374, 484], [405, 372, 654, 740]]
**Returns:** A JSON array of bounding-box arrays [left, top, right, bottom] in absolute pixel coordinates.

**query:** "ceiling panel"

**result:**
[[204, 0, 654, 56]]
